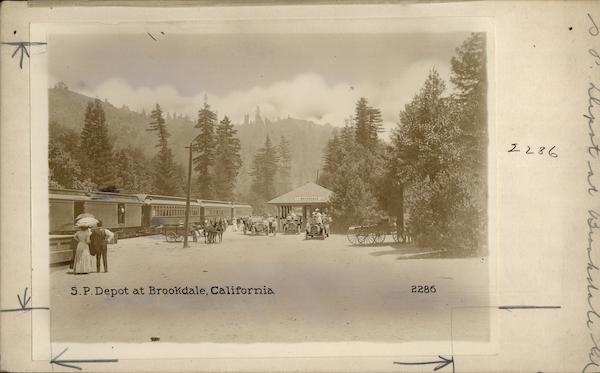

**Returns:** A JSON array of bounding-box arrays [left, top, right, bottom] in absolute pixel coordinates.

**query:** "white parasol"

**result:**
[[75, 216, 99, 228], [76, 213, 95, 221]]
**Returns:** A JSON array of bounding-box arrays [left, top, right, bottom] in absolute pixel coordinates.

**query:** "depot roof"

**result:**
[[267, 182, 333, 205]]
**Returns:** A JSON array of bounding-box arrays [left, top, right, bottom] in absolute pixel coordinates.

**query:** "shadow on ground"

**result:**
[[364, 243, 481, 260]]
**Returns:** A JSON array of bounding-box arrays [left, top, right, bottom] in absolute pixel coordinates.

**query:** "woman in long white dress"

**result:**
[[73, 227, 94, 274]]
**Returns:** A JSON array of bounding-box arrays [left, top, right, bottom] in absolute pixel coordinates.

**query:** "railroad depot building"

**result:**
[[267, 182, 333, 229]]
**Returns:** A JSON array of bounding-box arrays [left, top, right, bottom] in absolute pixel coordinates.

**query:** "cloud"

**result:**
[[69, 58, 452, 138]]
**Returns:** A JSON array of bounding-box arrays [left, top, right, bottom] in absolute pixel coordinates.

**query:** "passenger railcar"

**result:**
[[200, 200, 232, 223], [49, 188, 143, 235], [138, 194, 203, 227], [232, 203, 252, 220], [49, 188, 252, 264]]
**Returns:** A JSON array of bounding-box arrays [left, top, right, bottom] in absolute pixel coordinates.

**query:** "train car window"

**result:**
[[118, 203, 126, 224], [74, 201, 84, 221]]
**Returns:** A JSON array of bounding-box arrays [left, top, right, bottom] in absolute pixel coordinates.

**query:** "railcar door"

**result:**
[[74, 201, 84, 222], [142, 205, 152, 227]]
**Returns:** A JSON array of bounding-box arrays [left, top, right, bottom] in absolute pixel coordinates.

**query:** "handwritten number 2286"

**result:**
[[508, 143, 558, 158]]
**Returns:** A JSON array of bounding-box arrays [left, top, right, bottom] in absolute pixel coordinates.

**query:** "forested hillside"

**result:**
[[48, 86, 334, 199]]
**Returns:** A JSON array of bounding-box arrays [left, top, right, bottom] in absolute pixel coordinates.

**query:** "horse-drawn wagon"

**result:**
[[346, 218, 400, 245], [161, 224, 188, 242]]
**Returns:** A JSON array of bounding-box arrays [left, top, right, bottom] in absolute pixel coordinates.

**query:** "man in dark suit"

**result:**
[[91, 220, 109, 273]]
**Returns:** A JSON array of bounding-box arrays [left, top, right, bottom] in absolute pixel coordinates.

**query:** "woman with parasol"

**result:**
[[72, 214, 98, 274]]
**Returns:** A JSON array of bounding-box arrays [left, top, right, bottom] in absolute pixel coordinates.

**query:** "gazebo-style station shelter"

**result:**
[[267, 182, 333, 229]]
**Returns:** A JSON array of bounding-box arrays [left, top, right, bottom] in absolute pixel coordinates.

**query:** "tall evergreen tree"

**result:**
[[322, 119, 384, 230], [353, 97, 383, 151], [367, 106, 383, 146], [250, 135, 279, 203], [275, 135, 292, 194], [78, 99, 115, 189], [147, 104, 178, 195], [354, 97, 371, 149], [450, 32, 487, 251], [451, 32, 487, 150], [389, 69, 469, 248], [214, 116, 242, 200], [193, 98, 217, 199]]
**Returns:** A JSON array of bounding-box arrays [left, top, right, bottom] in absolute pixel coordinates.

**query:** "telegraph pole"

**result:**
[[183, 142, 193, 248]]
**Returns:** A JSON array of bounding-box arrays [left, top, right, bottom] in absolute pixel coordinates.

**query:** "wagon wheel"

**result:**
[[346, 228, 359, 245], [367, 232, 379, 244], [166, 232, 177, 242], [373, 232, 386, 244], [356, 230, 370, 245]]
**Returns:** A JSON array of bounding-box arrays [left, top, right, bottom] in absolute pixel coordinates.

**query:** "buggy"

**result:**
[[161, 224, 188, 242], [346, 218, 400, 245]]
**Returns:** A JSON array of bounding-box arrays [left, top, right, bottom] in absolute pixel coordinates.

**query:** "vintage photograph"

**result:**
[[46, 29, 489, 344]]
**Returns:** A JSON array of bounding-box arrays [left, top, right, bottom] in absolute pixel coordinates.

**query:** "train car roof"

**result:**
[[201, 200, 232, 208], [88, 192, 142, 204], [49, 188, 90, 201], [49, 188, 142, 204], [137, 194, 201, 206], [232, 203, 252, 208]]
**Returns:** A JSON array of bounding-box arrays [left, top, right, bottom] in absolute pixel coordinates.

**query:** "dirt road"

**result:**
[[50, 230, 489, 343]]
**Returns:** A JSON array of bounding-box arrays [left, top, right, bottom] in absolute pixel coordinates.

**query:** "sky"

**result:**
[[48, 32, 470, 136]]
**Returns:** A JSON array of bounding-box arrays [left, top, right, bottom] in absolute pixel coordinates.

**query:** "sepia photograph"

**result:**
[[45, 27, 490, 346]]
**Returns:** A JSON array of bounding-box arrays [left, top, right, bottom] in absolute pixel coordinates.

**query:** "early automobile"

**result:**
[[283, 215, 301, 234], [243, 216, 270, 235], [305, 216, 326, 240]]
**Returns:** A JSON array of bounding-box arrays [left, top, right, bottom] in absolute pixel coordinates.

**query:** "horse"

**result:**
[[218, 219, 228, 242], [204, 223, 218, 244]]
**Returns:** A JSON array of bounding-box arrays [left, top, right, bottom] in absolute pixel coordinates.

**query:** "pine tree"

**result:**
[[354, 97, 371, 149], [276, 135, 292, 194], [450, 32, 487, 252], [389, 68, 468, 248], [193, 98, 217, 199], [250, 136, 280, 203], [353, 97, 383, 151], [451, 32, 487, 147], [321, 119, 384, 230], [214, 116, 242, 200], [147, 104, 178, 195], [367, 106, 383, 146], [78, 99, 115, 189]]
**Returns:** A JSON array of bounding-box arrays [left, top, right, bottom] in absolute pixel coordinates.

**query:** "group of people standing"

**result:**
[[71, 221, 114, 275]]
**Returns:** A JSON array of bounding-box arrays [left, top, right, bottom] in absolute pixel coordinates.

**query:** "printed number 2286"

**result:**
[[411, 285, 436, 293]]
